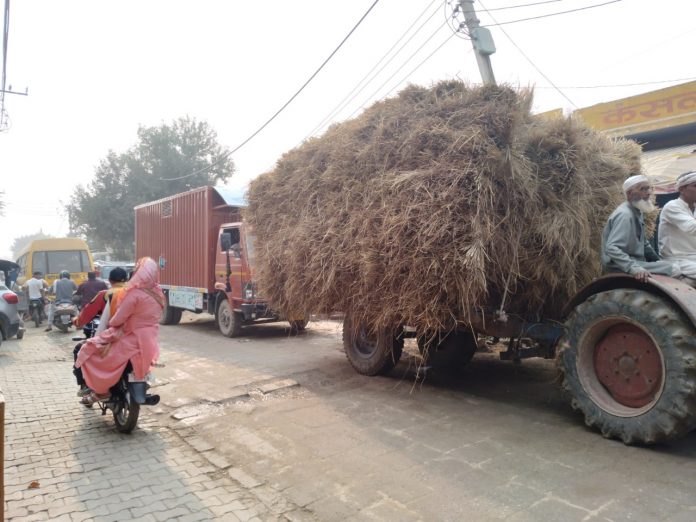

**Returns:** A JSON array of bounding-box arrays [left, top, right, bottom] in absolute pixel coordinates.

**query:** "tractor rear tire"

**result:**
[[560, 289, 696, 444], [342, 315, 403, 376]]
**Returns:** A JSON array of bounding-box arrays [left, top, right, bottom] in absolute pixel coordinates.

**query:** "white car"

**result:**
[[0, 284, 24, 342]]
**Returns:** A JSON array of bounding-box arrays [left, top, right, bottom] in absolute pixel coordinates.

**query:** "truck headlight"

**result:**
[[245, 288, 254, 299]]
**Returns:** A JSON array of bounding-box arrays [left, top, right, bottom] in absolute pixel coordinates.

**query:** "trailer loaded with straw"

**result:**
[[246, 81, 696, 444]]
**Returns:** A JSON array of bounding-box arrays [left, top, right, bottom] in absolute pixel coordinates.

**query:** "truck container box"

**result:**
[[135, 186, 241, 293]]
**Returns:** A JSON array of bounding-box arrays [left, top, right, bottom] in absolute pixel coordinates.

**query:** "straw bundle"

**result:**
[[246, 81, 640, 335]]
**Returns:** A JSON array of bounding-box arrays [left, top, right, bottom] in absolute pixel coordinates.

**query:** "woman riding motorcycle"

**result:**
[[72, 267, 129, 397], [75, 257, 164, 406]]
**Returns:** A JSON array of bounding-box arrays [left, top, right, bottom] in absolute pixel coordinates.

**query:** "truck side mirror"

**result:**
[[221, 233, 232, 251]]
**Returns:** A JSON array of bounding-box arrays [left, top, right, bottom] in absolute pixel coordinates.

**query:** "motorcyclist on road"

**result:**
[[24, 271, 49, 320], [72, 267, 129, 396], [45, 270, 78, 332], [74, 271, 108, 309], [76, 257, 164, 405], [73, 268, 129, 329]]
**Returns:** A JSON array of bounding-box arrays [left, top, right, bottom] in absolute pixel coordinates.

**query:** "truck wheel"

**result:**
[[418, 330, 477, 370], [289, 319, 307, 332], [217, 300, 242, 337], [560, 289, 696, 444], [159, 294, 183, 325], [342, 315, 403, 376]]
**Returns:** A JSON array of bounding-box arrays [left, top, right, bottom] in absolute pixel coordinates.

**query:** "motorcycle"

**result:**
[[73, 318, 161, 433], [28, 298, 46, 327], [53, 301, 79, 332]]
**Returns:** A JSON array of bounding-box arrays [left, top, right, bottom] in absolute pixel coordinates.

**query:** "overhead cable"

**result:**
[[1, 0, 11, 131], [478, 0, 577, 108], [161, 0, 381, 181], [307, 0, 442, 139], [535, 76, 696, 89], [482, 0, 622, 27], [483, 0, 564, 11], [382, 32, 467, 102], [346, 19, 452, 120]]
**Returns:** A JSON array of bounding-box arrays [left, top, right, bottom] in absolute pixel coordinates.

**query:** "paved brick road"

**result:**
[[0, 326, 309, 522]]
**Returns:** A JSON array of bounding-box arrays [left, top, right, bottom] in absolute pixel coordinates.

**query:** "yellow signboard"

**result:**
[[534, 108, 563, 121], [575, 81, 696, 136]]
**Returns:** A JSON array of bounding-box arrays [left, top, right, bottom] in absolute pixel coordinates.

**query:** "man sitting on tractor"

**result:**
[[601, 174, 678, 283], [658, 171, 696, 283]]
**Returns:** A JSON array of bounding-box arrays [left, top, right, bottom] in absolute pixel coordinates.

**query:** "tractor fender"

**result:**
[[562, 273, 696, 326]]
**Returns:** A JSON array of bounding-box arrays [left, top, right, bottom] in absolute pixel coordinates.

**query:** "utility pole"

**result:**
[[458, 0, 496, 86]]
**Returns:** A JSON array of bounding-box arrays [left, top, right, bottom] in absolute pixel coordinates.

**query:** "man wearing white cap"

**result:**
[[658, 171, 696, 261], [601, 174, 678, 282]]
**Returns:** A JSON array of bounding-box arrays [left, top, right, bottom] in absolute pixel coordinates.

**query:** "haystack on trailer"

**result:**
[[135, 186, 305, 336], [247, 81, 696, 444]]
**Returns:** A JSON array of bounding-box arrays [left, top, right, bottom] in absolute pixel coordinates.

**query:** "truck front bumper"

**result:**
[[240, 302, 276, 321]]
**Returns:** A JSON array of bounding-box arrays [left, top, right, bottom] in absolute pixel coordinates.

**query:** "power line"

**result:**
[[478, 0, 577, 109], [483, 0, 564, 10], [444, 0, 471, 40], [383, 32, 466, 101], [1, 0, 10, 131], [481, 0, 622, 27], [160, 0, 382, 182], [535, 76, 696, 89], [345, 19, 452, 121], [307, 0, 442, 139]]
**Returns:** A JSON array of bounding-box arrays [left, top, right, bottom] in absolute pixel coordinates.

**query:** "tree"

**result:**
[[67, 117, 235, 259], [11, 230, 54, 259]]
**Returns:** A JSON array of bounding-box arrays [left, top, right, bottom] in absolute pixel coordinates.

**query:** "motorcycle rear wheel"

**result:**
[[56, 322, 70, 333], [32, 309, 40, 328], [113, 396, 140, 433]]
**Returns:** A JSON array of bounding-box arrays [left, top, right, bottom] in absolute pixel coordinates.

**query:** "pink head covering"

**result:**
[[127, 257, 165, 307]]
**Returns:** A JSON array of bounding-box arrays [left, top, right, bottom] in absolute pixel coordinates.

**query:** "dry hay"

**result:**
[[246, 81, 640, 336]]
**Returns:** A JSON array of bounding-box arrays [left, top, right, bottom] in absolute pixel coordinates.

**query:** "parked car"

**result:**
[[0, 284, 24, 341]]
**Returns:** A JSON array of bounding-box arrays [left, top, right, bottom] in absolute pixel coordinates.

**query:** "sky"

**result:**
[[0, 0, 694, 259]]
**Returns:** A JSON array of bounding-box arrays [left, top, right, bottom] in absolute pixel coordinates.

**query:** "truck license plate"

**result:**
[[169, 289, 203, 311]]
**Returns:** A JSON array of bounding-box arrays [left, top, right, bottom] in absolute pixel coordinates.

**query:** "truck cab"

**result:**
[[214, 223, 275, 333]]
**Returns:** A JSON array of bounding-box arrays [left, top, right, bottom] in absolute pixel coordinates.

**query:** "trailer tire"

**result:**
[[289, 319, 307, 333], [160, 294, 182, 325], [342, 315, 403, 376], [418, 330, 477, 370], [560, 289, 696, 444], [217, 300, 242, 338]]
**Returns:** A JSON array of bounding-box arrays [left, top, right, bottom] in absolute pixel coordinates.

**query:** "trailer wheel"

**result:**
[[418, 330, 477, 370], [560, 289, 696, 444], [342, 315, 403, 376], [217, 300, 242, 337], [160, 294, 183, 325], [289, 319, 307, 332]]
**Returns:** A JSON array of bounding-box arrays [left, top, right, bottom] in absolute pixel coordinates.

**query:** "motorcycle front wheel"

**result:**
[[113, 394, 140, 433]]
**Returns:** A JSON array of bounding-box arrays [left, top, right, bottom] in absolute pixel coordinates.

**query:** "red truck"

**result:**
[[135, 186, 306, 336]]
